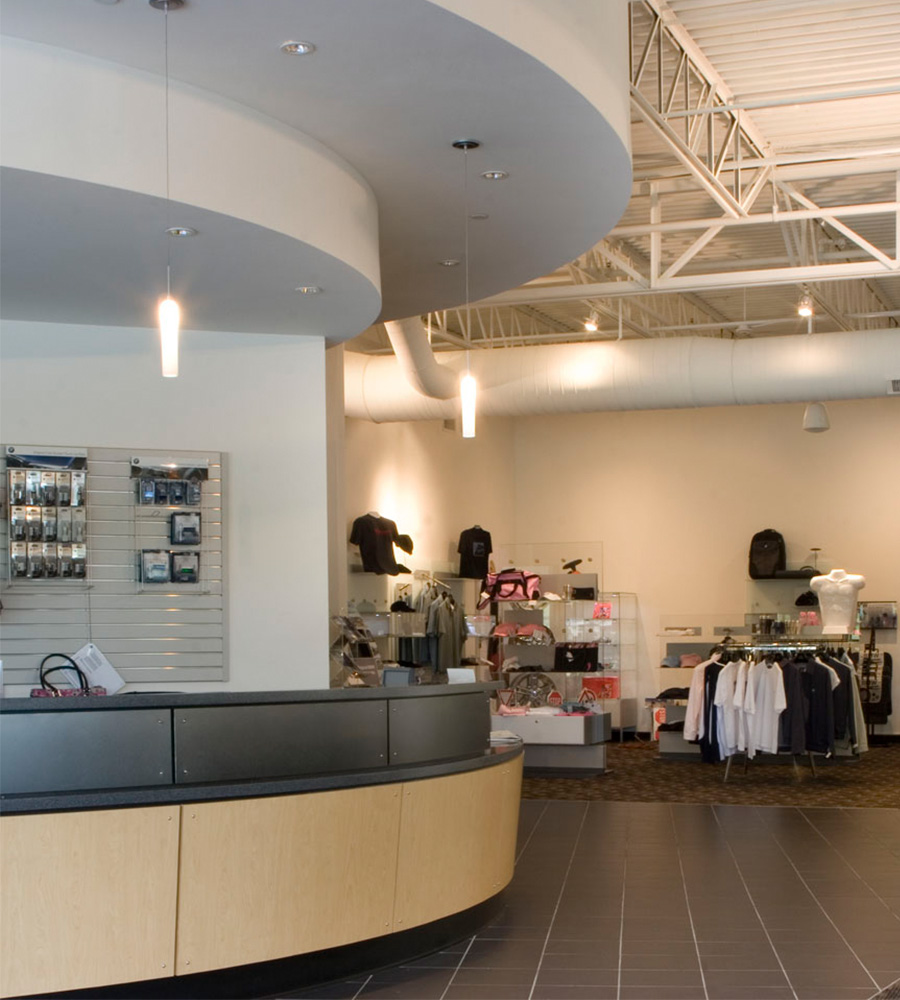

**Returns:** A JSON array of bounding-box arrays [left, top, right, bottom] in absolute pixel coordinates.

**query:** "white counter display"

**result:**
[[492, 708, 611, 771]]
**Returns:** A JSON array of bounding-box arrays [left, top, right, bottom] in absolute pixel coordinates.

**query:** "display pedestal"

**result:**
[[491, 711, 611, 772]]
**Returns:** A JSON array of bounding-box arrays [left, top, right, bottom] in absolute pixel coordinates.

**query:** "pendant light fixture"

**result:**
[[802, 402, 830, 433], [452, 139, 480, 438], [153, 0, 182, 376]]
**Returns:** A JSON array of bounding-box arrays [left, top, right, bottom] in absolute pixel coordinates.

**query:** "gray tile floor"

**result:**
[[288, 801, 900, 1000]]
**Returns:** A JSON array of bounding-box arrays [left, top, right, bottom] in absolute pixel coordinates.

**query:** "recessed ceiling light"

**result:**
[[165, 226, 197, 237], [281, 40, 316, 55], [295, 285, 321, 294], [481, 170, 508, 181], [439, 259, 460, 267]]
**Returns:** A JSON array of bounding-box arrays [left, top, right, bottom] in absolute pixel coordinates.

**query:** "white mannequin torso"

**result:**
[[810, 569, 866, 634]]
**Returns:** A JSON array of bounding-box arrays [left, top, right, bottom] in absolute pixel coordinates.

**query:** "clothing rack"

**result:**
[[412, 569, 454, 590], [715, 638, 858, 783]]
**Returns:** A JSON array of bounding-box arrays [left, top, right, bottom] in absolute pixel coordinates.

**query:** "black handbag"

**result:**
[[553, 643, 599, 672]]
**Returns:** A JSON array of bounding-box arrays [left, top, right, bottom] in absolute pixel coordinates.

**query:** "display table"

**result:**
[[492, 710, 611, 772], [0, 686, 522, 999]]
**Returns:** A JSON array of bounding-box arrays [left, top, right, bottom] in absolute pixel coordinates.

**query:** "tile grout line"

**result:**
[[711, 804, 799, 1000], [516, 800, 551, 865], [669, 803, 709, 1000], [799, 807, 900, 922], [526, 801, 590, 1000], [438, 934, 476, 1000], [840, 806, 900, 862], [351, 974, 372, 999], [616, 834, 627, 1000], [761, 807, 882, 993]]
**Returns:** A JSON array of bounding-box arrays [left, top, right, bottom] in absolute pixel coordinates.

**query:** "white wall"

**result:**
[[1, 320, 331, 692], [344, 398, 900, 733]]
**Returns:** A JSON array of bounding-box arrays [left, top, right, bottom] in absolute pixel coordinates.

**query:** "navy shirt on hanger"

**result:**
[[458, 525, 492, 579]]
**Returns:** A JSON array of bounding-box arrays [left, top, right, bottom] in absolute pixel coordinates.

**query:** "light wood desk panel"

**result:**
[[393, 755, 522, 931], [175, 784, 402, 974], [0, 806, 179, 999]]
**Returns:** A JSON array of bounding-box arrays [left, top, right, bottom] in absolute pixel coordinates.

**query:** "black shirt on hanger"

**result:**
[[349, 514, 412, 575], [457, 525, 492, 579]]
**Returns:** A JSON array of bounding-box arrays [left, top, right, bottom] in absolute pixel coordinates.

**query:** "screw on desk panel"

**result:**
[[157, 719, 164, 725], [183, 769, 189, 775], [181, 718, 187, 723], [161, 963, 166, 969], [185, 960, 191, 966]]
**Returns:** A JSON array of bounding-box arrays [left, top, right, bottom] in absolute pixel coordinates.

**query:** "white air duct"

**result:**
[[382, 317, 458, 399], [345, 329, 900, 422]]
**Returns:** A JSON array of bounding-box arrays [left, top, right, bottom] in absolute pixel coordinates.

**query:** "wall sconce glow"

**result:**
[[159, 297, 180, 378], [802, 401, 830, 433], [797, 294, 814, 318], [460, 372, 477, 438]]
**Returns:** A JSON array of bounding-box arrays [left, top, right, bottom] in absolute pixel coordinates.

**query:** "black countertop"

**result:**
[[0, 681, 499, 713]]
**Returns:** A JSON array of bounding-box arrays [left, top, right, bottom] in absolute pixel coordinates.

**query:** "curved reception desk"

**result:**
[[0, 685, 522, 999]]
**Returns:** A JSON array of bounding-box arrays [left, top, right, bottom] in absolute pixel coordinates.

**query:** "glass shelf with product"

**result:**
[[484, 543, 637, 736]]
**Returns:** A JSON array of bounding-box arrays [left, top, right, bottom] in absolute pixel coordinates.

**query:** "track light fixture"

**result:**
[[584, 314, 599, 333], [797, 294, 814, 318]]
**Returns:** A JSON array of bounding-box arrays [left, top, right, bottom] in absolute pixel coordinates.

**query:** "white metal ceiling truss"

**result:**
[[356, 0, 900, 353]]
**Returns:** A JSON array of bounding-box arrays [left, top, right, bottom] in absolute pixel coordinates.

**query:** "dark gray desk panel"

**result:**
[[0, 709, 172, 795], [0, 744, 523, 814], [173, 701, 387, 783], [389, 691, 491, 765]]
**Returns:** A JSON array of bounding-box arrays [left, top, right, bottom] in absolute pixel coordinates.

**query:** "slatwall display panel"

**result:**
[[0, 447, 226, 687]]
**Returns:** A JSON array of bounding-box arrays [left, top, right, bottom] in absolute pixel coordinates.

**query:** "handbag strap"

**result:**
[[40, 653, 89, 695]]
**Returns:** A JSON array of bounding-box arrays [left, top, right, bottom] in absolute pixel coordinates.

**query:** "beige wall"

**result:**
[[345, 397, 900, 732], [341, 414, 517, 610]]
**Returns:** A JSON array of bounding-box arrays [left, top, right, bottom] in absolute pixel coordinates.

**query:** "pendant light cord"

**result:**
[[463, 146, 470, 374], [164, 5, 171, 297]]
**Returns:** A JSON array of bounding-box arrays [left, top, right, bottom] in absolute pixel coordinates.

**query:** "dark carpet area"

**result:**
[[522, 740, 900, 808]]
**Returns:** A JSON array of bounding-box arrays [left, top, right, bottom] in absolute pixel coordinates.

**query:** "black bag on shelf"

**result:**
[[748, 528, 786, 579], [553, 643, 599, 672]]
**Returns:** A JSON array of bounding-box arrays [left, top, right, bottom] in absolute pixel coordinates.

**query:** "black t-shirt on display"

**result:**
[[350, 514, 412, 575], [458, 525, 492, 579]]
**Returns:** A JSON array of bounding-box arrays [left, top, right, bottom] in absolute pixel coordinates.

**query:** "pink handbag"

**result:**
[[478, 569, 541, 609]]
